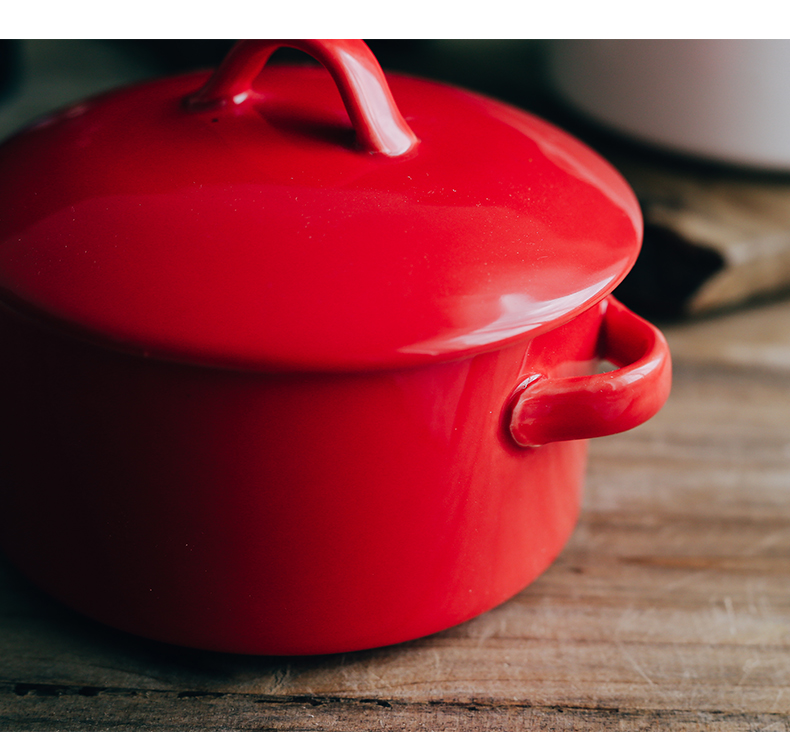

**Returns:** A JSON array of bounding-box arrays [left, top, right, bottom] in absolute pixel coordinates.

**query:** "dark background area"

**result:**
[[0, 39, 551, 110]]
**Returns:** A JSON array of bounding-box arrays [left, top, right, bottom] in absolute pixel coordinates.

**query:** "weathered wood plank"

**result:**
[[617, 159, 790, 318], [2, 684, 788, 731]]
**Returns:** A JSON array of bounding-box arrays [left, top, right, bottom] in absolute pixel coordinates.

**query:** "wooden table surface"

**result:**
[[2, 297, 790, 731]]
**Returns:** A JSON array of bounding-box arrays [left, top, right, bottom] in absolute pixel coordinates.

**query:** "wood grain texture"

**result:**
[[3, 300, 790, 730], [619, 160, 790, 316]]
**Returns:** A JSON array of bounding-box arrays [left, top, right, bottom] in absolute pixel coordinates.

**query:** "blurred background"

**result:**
[[0, 40, 550, 139]]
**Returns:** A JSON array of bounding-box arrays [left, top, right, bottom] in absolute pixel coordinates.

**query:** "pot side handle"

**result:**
[[509, 298, 672, 448], [185, 39, 419, 157]]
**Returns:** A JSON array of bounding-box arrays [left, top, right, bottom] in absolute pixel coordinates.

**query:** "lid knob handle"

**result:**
[[186, 39, 419, 157]]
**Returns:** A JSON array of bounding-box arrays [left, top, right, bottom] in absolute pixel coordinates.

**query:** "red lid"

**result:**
[[0, 40, 642, 372]]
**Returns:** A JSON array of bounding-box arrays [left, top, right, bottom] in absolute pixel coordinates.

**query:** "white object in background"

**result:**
[[547, 40, 790, 171]]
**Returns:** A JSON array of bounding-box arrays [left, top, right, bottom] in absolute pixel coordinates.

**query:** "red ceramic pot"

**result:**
[[0, 40, 670, 655]]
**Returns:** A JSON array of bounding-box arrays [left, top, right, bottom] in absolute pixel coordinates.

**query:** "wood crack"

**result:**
[[2, 681, 788, 715], [3, 681, 788, 730]]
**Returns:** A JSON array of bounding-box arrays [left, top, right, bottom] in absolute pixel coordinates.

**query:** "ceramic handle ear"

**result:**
[[509, 298, 672, 448], [186, 39, 419, 157]]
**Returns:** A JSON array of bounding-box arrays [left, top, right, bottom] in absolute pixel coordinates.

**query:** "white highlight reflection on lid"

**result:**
[[399, 276, 615, 356]]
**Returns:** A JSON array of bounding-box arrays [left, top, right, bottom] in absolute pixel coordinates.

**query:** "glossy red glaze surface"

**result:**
[[0, 40, 641, 372], [0, 41, 670, 654], [0, 298, 656, 655]]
